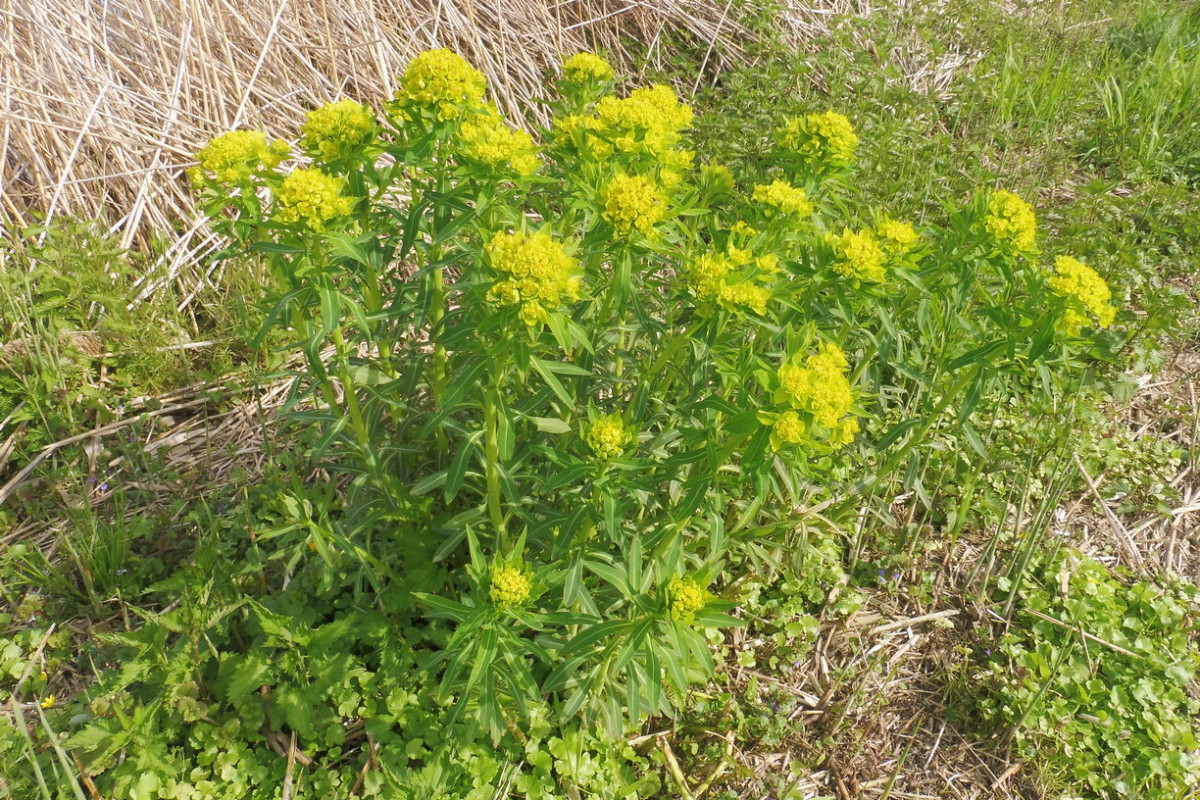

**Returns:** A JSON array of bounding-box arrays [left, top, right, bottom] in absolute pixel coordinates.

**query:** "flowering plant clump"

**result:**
[[490, 563, 531, 607], [984, 189, 1038, 253], [667, 576, 706, 621], [753, 179, 814, 219], [776, 342, 859, 447], [600, 174, 666, 236], [1048, 255, 1117, 334], [561, 52, 615, 84], [456, 108, 542, 176], [827, 228, 887, 283], [178, 49, 1128, 774], [190, 130, 289, 186], [301, 99, 377, 163], [778, 111, 859, 172], [484, 230, 580, 326], [273, 168, 354, 230], [392, 48, 487, 119], [584, 413, 633, 459]]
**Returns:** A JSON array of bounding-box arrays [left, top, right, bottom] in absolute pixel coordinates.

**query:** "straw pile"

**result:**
[[0, 0, 760, 253]]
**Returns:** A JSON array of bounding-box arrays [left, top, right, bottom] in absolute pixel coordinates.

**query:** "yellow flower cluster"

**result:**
[[778, 111, 859, 168], [192, 130, 289, 185], [490, 565, 531, 607], [686, 246, 777, 315], [585, 414, 631, 459], [984, 190, 1038, 253], [601, 174, 665, 236], [828, 228, 887, 283], [668, 576, 705, 621], [777, 342, 859, 446], [876, 218, 919, 255], [395, 49, 487, 119], [562, 52, 615, 83], [771, 411, 807, 449], [485, 231, 581, 326], [753, 180, 814, 219], [1047, 255, 1117, 334], [593, 84, 694, 156], [456, 109, 541, 175], [273, 168, 354, 230], [302, 99, 376, 162], [700, 163, 736, 198]]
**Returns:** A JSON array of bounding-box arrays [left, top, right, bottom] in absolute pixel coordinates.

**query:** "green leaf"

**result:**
[[219, 652, 271, 702], [530, 357, 574, 406], [444, 432, 480, 502], [529, 416, 573, 434]]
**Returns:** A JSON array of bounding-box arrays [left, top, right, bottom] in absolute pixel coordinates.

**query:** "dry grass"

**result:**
[[0, 0, 756, 252]]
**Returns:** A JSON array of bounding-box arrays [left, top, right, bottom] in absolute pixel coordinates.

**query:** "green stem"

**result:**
[[332, 324, 377, 476], [484, 385, 509, 552]]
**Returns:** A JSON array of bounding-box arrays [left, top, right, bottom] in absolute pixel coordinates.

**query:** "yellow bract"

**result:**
[[192, 130, 289, 185], [877, 218, 919, 255], [771, 411, 807, 448], [273, 168, 354, 230], [778, 111, 859, 168], [777, 342, 858, 446], [585, 414, 631, 459], [668, 576, 705, 621], [753, 180, 814, 219], [485, 231, 580, 326], [593, 84, 694, 157], [456, 108, 541, 175], [685, 245, 776, 316], [828, 228, 887, 283], [562, 52, 615, 83], [490, 565, 531, 607], [985, 190, 1038, 253], [1048, 255, 1117, 334], [395, 48, 487, 118], [601, 174, 665, 236], [302, 99, 376, 162]]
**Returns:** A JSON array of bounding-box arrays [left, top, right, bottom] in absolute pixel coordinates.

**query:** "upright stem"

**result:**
[[332, 324, 378, 477], [484, 384, 509, 552]]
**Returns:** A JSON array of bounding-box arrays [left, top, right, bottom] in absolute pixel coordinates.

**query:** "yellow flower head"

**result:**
[[457, 108, 541, 175], [753, 180, 814, 219], [984, 190, 1037, 253], [40, 694, 57, 710], [777, 342, 857, 445], [301, 99, 376, 162], [828, 228, 887, 283], [490, 564, 531, 607], [594, 84, 693, 156], [668, 576, 706, 621], [771, 411, 807, 449], [585, 413, 632, 459], [562, 52, 615, 83], [700, 163, 736, 198], [273, 168, 354, 230], [601, 174, 665, 236], [1047, 255, 1117, 334], [192, 130, 289, 185], [685, 249, 775, 315], [484, 230, 580, 325], [876, 218, 919, 255], [778, 111, 859, 168], [395, 49, 487, 118]]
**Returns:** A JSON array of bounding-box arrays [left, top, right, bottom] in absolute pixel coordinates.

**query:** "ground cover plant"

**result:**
[[3, 2, 1200, 798]]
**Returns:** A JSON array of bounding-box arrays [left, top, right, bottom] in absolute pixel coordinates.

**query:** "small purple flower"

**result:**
[[98, 482, 109, 492]]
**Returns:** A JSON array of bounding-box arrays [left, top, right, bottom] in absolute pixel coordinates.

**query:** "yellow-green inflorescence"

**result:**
[[984, 190, 1038, 254], [752, 180, 814, 220], [771, 411, 807, 449], [1047, 255, 1117, 335], [594, 84, 694, 158], [490, 564, 531, 607], [456, 107, 541, 175], [776, 342, 859, 447], [273, 168, 354, 230], [484, 230, 581, 326], [585, 413, 632, 459], [686, 244, 778, 316], [561, 52, 615, 83], [301, 99, 377, 162], [876, 218, 919, 255], [394, 48, 488, 120], [601, 174, 666, 236], [827, 228, 887, 283], [191, 130, 289, 186], [778, 111, 859, 170], [668, 576, 706, 622]]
